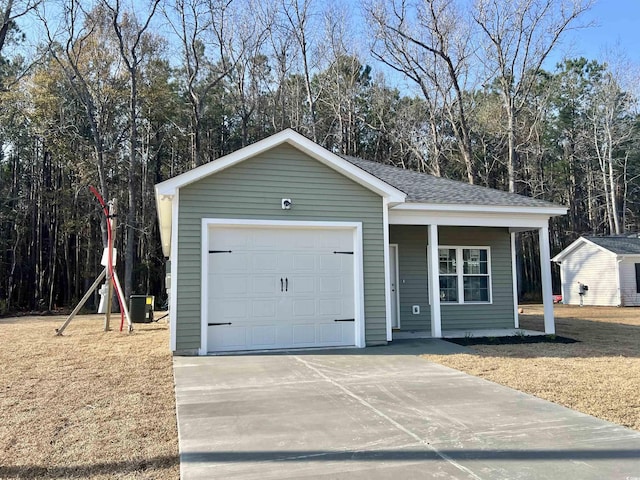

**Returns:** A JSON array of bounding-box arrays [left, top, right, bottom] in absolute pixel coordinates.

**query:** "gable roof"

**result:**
[[156, 129, 405, 202], [155, 129, 407, 256], [342, 155, 562, 209], [156, 130, 567, 257], [552, 235, 640, 262], [585, 236, 640, 255]]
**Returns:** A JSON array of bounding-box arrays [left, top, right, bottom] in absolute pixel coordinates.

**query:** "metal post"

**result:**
[[112, 270, 133, 332]]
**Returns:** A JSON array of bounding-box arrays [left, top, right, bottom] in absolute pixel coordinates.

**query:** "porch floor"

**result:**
[[393, 328, 546, 340]]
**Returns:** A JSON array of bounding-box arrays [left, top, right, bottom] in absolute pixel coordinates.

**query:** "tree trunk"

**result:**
[[125, 74, 139, 299], [506, 102, 516, 193]]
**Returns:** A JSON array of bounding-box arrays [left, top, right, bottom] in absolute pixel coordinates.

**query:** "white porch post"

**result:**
[[538, 226, 555, 334], [511, 232, 519, 328], [427, 224, 442, 337]]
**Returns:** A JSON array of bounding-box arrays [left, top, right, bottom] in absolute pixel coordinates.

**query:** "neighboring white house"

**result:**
[[552, 236, 640, 307]]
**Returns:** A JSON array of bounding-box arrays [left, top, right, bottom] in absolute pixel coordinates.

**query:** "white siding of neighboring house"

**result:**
[[560, 242, 619, 306], [619, 258, 640, 306]]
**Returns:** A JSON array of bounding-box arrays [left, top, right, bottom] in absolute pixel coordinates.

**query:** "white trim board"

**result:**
[[382, 198, 392, 341], [169, 191, 179, 352], [393, 202, 567, 216], [199, 218, 366, 355], [389, 209, 554, 229], [389, 243, 400, 330]]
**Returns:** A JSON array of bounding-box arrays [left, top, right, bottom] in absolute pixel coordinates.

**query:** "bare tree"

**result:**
[[280, 0, 324, 142], [225, 0, 271, 146], [367, 0, 477, 183], [38, 0, 127, 244], [0, 0, 40, 56], [589, 71, 634, 234], [104, 0, 160, 297], [473, 0, 592, 192], [164, 0, 238, 166], [262, 0, 296, 131]]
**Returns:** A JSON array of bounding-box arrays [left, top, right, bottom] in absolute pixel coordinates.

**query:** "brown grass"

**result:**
[[423, 304, 640, 431], [0, 314, 179, 480]]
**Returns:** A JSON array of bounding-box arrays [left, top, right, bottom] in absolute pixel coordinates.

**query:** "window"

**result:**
[[438, 249, 458, 302], [438, 247, 491, 303]]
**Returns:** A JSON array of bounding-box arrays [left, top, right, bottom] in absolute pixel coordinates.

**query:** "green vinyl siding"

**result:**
[[389, 225, 515, 331], [175, 144, 386, 350], [389, 225, 430, 331]]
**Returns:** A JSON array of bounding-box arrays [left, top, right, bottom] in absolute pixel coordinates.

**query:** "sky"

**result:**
[[11, 0, 640, 82], [552, 0, 640, 66]]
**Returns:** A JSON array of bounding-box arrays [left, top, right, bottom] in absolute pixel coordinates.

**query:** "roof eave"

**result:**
[[393, 202, 567, 217]]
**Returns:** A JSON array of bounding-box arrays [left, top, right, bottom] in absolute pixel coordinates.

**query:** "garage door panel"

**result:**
[[207, 225, 356, 352], [252, 253, 278, 272], [250, 326, 277, 347], [319, 254, 342, 272], [216, 276, 248, 295], [292, 254, 316, 271], [292, 298, 316, 316], [319, 229, 352, 248], [292, 324, 316, 344], [319, 276, 342, 294], [251, 299, 277, 318], [210, 229, 250, 250], [319, 324, 342, 343], [208, 326, 247, 349], [212, 300, 248, 319], [317, 298, 340, 316], [291, 276, 315, 294], [252, 276, 279, 295], [276, 326, 293, 346], [209, 253, 248, 272]]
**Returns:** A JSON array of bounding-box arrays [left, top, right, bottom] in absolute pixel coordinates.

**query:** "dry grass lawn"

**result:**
[[423, 304, 640, 431], [0, 314, 179, 479]]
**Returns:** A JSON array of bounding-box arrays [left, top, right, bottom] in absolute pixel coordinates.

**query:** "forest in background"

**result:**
[[1, 0, 639, 313]]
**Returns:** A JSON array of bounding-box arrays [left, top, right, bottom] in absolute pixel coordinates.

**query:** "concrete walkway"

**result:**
[[174, 340, 640, 479]]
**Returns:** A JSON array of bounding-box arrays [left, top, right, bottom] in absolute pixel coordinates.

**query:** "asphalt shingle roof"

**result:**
[[586, 236, 640, 255], [341, 156, 561, 209]]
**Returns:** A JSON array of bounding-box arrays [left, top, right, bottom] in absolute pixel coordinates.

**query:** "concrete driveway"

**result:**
[[174, 340, 640, 479]]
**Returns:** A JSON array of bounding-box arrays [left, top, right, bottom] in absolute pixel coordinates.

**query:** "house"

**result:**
[[155, 130, 566, 355], [552, 235, 640, 307]]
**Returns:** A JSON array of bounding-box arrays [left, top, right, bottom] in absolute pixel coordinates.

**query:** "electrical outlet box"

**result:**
[[412, 305, 420, 315]]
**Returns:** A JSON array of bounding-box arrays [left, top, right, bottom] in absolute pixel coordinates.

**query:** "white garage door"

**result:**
[[206, 226, 355, 352]]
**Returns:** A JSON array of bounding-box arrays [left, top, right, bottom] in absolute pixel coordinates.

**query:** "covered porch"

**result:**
[[383, 205, 560, 342]]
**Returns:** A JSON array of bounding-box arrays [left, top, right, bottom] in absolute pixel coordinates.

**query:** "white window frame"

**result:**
[[438, 245, 493, 305]]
